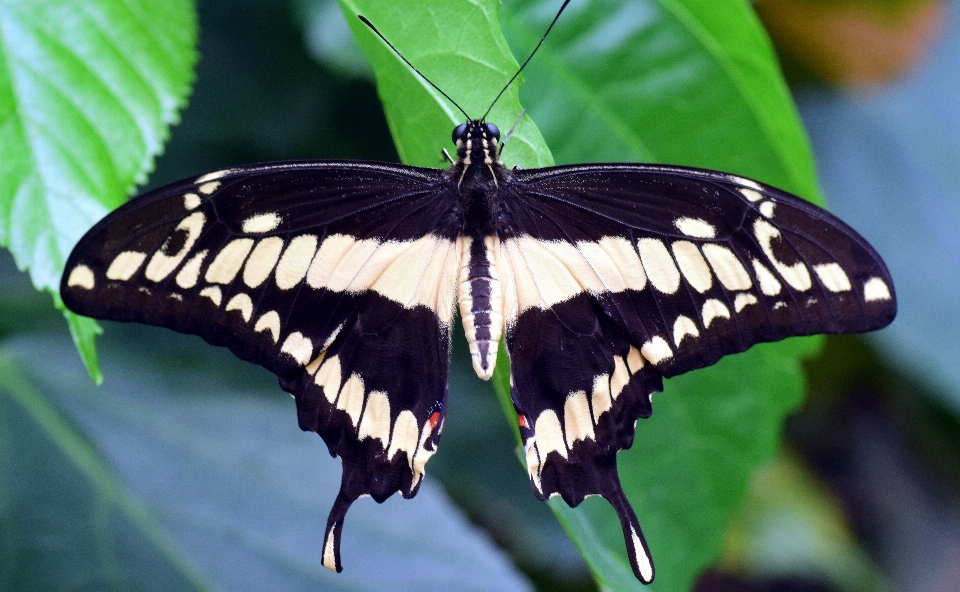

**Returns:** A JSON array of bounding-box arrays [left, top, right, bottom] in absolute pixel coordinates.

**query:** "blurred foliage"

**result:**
[[2, 0, 959, 591], [757, 0, 945, 88]]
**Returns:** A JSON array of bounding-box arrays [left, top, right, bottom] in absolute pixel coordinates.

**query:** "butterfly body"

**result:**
[[61, 114, 895, 583]]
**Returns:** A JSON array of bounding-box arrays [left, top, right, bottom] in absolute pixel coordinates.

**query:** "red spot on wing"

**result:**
[[518, 414, 528, 429], [429, 411, 441, 430]]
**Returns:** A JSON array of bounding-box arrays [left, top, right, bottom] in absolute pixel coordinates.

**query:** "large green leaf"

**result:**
[[0, 0, 198, 381], [340, 0, 823, 590]]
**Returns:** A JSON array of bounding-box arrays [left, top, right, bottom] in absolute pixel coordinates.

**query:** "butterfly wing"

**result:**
[[499, 163, 896, 582], [61, 161, 463, 571]]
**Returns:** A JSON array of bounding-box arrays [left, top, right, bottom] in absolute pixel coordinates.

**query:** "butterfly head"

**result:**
[[452, 120, 502, 169]]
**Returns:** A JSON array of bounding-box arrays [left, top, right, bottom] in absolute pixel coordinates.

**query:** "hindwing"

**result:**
[[61, 161, 464, 571]]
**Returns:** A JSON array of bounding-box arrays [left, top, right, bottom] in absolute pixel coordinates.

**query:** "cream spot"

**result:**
[[358, 391, 391, 445], [198, 181, 220, 195], [199, 286, 222, 307], [591, 374, 613, 423], [673, 315, 700, 347], [579, 236, 648, 292], [734, 292, 758, 312], [336, 373, 365, 426], [773, 301, 787, 310], [626, 345, 644, 374], [751, 259, 782, 296], [731, 176, 763, 191], [813, 262, 852, 293], [183, 193, 201, 210], [701, 244, 752, 291], [243, 237, 284, 288], [275, 235, 318, 289], [563, 391, 596, 448], [322, 324, 344, 351], [864, 277, 891, 301], [241, 213, 282, 234], [225, 293, 254, 322], [307, 234, 461, 325], [525, 440, 542, 494], [307, 234, 379, 291], [371, 235, 458, 322], [322, 526, 338, 572], [701, 299, 731, 328], [534, 409, 567, 459], [315, 355, 343, 403], [632, 526, 654, 583], [411, 417, 439, 487], [305, 351, 327, 376], [253, 311, 281, 342], [280, 331, 313, 365], [753, 219, 811, 291], [145, 212, 206, 282], [672, 241, 713, 293], [674, 217, 717, 238], [106, 251, 147, 281], [67, 265, 95, 289], [641, 336, 673, 365], [610, 356, 630, 399], [740, 188, 763, 202], [195, 170, 231, 184], [759, 200, 776, 218], [500, 237, 591, 312], [175, 250, 208, 289], [638, 238, 680, 294], [205, 238, 255, 284], [388, 410, 420, 464]]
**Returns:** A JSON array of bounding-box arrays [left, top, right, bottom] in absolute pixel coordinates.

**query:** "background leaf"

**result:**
[[794, 1, 960, 412], [0, 329, 533, 591], [0, 0, 198, 379]]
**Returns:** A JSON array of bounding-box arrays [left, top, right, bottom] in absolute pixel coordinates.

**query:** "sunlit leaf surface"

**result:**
[[0, 0, 198, 378]]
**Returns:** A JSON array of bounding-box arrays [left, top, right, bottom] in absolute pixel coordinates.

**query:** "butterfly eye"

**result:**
[[484, 123, 500, 141], [452, 123, 468, 144]]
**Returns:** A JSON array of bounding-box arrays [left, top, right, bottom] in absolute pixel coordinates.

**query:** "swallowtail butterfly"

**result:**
[[60, 2, 895, 584]]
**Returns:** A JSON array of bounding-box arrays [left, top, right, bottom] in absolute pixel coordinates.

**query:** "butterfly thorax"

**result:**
[[451, 120, 506, 381], [450, 120, 507, 234]]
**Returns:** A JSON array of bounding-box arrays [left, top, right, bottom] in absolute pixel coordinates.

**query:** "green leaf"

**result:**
[[1, 332, 533, 591], [0, 348, 211, 591], [338, 0, 553, 170], [503, 0, 821, 202], [0, 0, 199, 378], [342, 0, 824, 589]]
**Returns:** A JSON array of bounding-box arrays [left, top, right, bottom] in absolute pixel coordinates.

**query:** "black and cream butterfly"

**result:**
[[60, 6, 895, 586]]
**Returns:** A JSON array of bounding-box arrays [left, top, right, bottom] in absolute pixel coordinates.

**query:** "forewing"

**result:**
[[499, 163, 896, 582], [61, 161, 462, 572]]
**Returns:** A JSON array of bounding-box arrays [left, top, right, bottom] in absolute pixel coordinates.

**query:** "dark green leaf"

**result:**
[[1, 333, 533, 591]]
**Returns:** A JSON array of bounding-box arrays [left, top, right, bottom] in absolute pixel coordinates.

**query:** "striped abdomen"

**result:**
[[458, 236, 503, 380]]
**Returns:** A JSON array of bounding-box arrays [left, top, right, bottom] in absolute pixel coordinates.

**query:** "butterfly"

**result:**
[[59, 2, 896, 585]]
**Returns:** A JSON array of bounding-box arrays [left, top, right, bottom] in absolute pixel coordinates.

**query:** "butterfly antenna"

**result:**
[[358, 15, 471, 120], [481, 0, 573, 121]]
